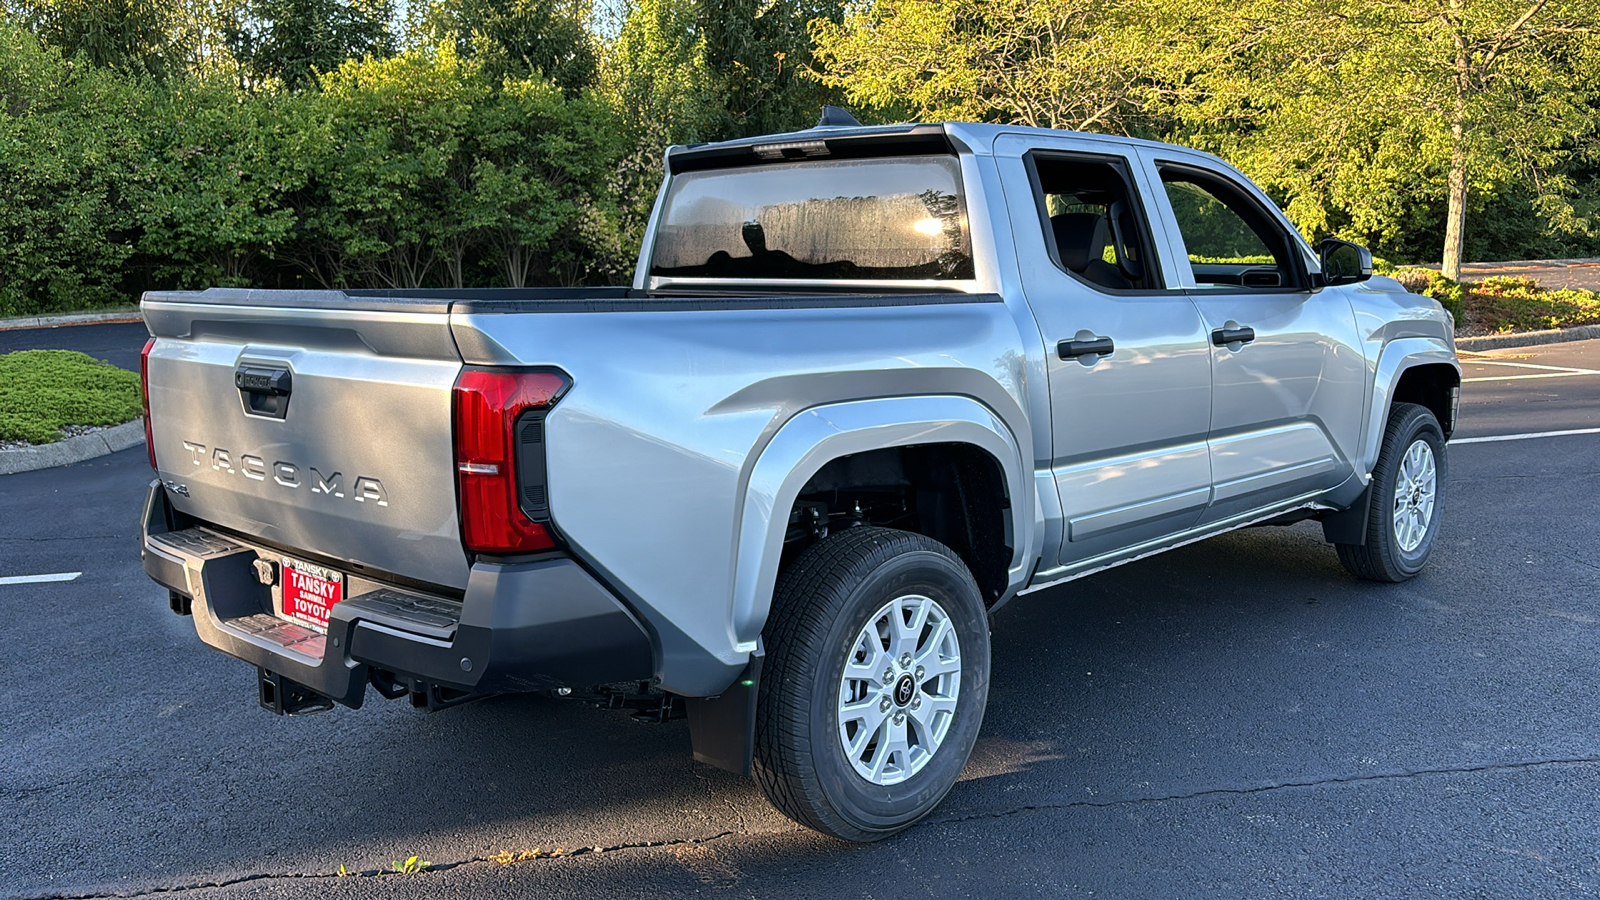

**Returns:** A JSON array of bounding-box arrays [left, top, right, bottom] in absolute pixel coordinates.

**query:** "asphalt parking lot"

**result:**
[[2, 327, 1598, 898]]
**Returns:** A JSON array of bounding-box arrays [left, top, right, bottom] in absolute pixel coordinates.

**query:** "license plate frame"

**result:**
[[280, 557, 344, 632]]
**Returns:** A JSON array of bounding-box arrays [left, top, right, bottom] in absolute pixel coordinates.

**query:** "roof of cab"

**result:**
[[665, 121, 1229, 173]]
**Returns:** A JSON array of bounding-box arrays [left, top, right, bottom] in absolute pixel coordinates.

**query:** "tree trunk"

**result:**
[[1442, 39, 1470, 282], [1442, 115, 1469, 282]]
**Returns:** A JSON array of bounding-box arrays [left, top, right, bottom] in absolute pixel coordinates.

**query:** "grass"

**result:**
[[0, 350, 143, 445]]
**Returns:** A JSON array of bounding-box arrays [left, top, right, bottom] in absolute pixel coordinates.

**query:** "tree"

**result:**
[[810, 0, 1600, 273], [11, 0, 174, 76], [308, 44, 483, 287], [1194, 0, 1600, 279], [468, 76, 627, 285], [473, 0, 595, 93], [167, 0, 252, 83], [233, 0, 395, 89], [809, 0, 1194, 135], [598, 0, 716, 141], [699, 0, 841, 138]]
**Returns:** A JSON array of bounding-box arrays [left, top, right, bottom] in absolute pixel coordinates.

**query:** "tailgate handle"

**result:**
[[235, 365, 292, 418]]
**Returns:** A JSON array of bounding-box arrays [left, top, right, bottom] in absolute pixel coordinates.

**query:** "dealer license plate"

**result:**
[[281, 558, 344, 632]]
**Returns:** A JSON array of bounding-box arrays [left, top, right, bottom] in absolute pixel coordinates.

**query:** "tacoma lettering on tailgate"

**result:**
[[176, 441, 388, 507]]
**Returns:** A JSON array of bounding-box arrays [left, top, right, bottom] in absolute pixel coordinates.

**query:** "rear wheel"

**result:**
[[753, 527, 990, 842], [1336, 402, 1446, 582]]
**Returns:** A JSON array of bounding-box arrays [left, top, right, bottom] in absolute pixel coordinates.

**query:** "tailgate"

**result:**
[[142, 290, 469, 590]]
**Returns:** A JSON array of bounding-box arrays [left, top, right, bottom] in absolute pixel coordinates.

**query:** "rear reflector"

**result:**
[[140, 338, 157, 470], [452, 368, 570, 554]]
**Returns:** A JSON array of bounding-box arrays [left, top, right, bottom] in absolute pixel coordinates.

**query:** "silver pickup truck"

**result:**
[[139, 119, 1460, 841]]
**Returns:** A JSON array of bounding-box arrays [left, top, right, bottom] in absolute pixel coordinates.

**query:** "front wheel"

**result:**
[[1336, 402, 1447, 582], [753, 527, 990, 842]]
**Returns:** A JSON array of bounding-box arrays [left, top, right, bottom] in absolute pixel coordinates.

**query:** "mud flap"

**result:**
[[1320, 484, 1372, 546], [685, 653, 763, 776]]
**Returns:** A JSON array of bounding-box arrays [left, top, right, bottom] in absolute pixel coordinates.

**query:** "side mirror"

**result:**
[[1318, 238, 1373, 287]]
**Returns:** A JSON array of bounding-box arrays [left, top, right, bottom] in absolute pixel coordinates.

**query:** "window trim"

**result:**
[[1154, 161, 1313, 294], [1021, 149, 1171, 296]]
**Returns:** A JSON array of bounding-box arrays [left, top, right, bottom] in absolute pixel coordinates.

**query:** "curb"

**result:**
[[0, 419, 146, 476], [1456, 325, 1600, 352], [0, 308, 143, 331]]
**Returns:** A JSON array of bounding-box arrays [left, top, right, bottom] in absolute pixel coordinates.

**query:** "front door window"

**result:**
[[1160, 171, 1301, 291]]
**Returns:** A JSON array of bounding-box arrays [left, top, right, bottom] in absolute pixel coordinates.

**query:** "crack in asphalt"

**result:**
[[4, 778, 91, 797], [0, 534, 127, 542], [16, 757, 1600, 898], [931, 756, 1600, 826], [20, 831, 740, 899]]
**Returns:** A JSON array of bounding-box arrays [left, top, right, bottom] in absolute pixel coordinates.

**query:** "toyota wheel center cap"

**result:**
[[893, 673, 916, 707]]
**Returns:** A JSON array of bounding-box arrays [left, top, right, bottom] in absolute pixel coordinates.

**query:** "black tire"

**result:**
[[1336, 402, 1447, 582], [753, 526, 990, 842]]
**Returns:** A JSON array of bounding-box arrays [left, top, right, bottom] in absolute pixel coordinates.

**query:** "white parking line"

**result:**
[[1461, 360, 1600, 383], [1454, 427, 1600, 444], [0, 571, 83, 585]]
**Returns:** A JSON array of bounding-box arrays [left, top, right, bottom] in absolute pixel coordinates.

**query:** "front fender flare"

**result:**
[[1359, 337, 1460, 478], [729, 396, 1034, 651]]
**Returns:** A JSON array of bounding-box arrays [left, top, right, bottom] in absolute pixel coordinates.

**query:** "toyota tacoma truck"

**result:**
[[139, 117, 1460, 842]]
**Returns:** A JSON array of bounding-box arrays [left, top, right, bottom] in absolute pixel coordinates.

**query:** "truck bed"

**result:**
[[142, 284, 1027, 695]]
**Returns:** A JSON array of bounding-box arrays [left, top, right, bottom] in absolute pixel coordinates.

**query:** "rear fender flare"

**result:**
[[730, 396, 1034, 651]]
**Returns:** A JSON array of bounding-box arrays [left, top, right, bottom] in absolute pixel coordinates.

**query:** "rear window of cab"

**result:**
[[649, 156, 974, 281]]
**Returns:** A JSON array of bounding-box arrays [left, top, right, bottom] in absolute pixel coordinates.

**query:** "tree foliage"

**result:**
[[811, 0, 1188, 134], [812, 0, 1600, 274], [0, 21, 143, 315], [700, 0, 840, 138], [409, 0, 596, 94], [10, 0, 174, 75], [0, 16, 633, 314], [232, 0, 395, 88], [135, 75, 311, 285], [5, 0, 1598, 318], [1177, 0, 1600, 278]]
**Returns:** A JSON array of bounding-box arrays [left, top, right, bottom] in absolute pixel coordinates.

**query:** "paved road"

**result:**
[[1457, 259, 1600, 292], [0, 322, 148, 372], [2, 336, 1598, 898]]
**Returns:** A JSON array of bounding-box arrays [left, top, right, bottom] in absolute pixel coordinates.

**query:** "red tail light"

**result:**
[[452, 367, 570, 554], [140, 338, 157, 470]]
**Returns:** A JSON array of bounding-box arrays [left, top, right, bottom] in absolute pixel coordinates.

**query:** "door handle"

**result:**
[[1059, 336, 1115, 359], [1211, 326, 1256, 347]]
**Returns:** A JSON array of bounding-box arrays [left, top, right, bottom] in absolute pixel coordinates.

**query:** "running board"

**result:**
[[1022, 493, 1334, 595]]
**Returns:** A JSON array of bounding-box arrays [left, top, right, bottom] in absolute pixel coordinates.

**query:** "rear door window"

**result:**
[[649, 157, 974, 281], [1026, 153, 1162, 292]]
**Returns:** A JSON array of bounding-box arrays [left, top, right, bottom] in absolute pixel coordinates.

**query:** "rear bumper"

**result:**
[[140, 482, 654, 709]]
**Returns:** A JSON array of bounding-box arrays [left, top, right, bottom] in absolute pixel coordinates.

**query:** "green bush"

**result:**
[[0, 350, 143, 444], [0, 27, 638, 315], [1467, 276, 1600, 333], [0, 22, 146, 316]]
